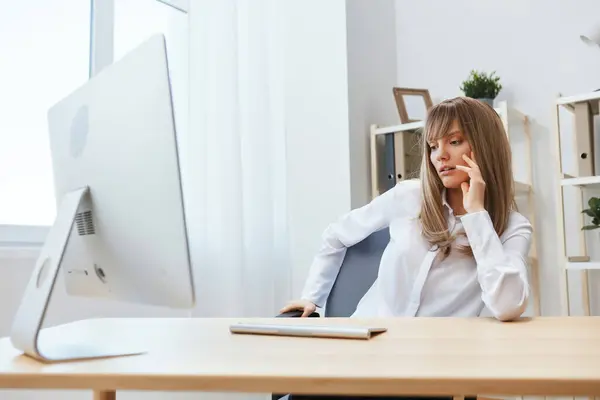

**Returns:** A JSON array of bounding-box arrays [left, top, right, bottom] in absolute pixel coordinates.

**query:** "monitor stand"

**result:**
[[9, 187, 146, 363]]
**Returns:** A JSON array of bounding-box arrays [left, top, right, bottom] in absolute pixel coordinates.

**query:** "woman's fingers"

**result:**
[[279, 303, 298, 313], [459, 154, 483, 180], [455, 165, 471, 174], [462, 153, 478, 169]]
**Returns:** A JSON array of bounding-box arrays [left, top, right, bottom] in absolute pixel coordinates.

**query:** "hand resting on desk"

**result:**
[[277, 310, 320, 318], [279, 299, 318, 318]]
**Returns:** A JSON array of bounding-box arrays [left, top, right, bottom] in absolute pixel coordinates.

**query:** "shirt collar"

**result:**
[[441, 188, 464, 221], [441, 188, 452, 211]]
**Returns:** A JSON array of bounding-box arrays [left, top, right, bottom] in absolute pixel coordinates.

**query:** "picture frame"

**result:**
[[393, 87, 433, 123]]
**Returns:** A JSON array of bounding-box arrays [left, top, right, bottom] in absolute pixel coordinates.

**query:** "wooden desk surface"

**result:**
[[1, 316, 600, 396]]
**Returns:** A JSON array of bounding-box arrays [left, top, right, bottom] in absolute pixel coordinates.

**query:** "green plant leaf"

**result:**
[[460, 70, 502, 98], [582, 225, 600, 230], [582, 209, 597, 218], [581, 197, 600, 230]]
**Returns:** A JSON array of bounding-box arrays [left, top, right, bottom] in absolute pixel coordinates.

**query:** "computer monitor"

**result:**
[[9, 33, 195, 363]]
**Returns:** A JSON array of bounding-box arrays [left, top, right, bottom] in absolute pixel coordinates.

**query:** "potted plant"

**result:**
[[459, 70, 502, 106], [582, 196, 600, 231]]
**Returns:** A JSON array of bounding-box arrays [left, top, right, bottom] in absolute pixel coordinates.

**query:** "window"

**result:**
[[0, 0, 188, 247], [0, 1, 91, 226]]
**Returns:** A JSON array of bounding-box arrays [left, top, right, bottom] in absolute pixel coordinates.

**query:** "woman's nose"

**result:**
[[436, 145, 449, 161]]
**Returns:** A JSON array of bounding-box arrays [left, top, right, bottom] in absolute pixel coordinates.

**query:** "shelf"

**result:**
[[515, 180, 531, 194], [566, 262, 600, 271], [561, 176, 600, 187], [372, 121, 424, 136], [557, 91, 600, 106], [556, 91, 600, 115]]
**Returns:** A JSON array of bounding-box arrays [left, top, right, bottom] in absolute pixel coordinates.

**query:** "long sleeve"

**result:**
[[300, 180, 418, 308], [460, 210, 532, 321]]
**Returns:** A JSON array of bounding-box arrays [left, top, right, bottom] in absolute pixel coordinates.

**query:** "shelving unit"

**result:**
[[553, 90, 600, 316], [561, 175, 600, 187], [370, 101, 541, 316], [369, 120, 423, 198]]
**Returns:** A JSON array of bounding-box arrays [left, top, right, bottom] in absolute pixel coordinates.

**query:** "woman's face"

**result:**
[[428, 120, 472, 189]]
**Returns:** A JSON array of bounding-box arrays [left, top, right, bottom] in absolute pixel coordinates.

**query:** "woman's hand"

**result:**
[[456, 152, 486, 214], [279, 299, 317, 317]]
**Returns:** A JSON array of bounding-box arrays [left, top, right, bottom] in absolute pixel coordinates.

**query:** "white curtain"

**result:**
[[186, 0, 291, 319]]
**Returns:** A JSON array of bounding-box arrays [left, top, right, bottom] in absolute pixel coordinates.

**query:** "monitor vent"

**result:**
[[76, 210, 95, 236]]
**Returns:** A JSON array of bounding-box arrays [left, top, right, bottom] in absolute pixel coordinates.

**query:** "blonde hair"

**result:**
[[419, 96, 515, 256]]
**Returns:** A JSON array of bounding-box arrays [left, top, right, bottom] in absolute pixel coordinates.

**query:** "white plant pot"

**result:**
[[476, 98, 494, 107]]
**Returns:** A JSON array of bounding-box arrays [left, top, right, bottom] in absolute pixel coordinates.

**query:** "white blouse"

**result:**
[[300, 179, 533, 321]]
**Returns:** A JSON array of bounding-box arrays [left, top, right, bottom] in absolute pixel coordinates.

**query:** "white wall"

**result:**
[[285, 0, 400, 294], [345, 0, 398, 209], [395, 0, 600, 316]]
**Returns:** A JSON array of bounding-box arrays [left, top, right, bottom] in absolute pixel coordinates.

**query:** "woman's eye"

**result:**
[[450, 140, 461, 145]]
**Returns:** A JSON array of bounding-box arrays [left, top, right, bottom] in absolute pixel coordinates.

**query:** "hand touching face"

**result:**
[[456, 152, 486, 213]]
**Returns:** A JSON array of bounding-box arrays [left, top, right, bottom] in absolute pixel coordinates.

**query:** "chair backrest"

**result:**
[[324, 228, 390, 317]]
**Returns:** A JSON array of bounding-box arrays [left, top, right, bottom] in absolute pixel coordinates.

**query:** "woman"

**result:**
[[281, 96, 532, 323], [278, 96, 532, 400]]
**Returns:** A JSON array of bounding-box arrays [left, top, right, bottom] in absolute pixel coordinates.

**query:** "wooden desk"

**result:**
[[2, 316, 600, 399]]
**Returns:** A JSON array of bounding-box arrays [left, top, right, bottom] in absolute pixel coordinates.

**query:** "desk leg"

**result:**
[[94, 390, 116, 400]]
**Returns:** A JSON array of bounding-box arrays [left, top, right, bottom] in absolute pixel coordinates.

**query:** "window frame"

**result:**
[[0, 0, 188, 252]]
